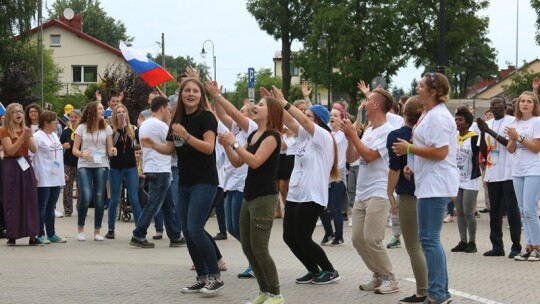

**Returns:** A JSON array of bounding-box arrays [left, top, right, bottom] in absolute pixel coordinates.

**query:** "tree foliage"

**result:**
[[503, 67, 540, 100], [532, 0, 540, 45], [0, 0, 38, 68], [233, 68, 282, 106], [47, 0, 134, 47], [149, 53, 204, 95], [247, 0, 313, 98], [296, 0, 409, 111]]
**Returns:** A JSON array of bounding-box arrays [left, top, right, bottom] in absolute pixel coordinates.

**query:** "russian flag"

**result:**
[[119, 41, 173, 87]]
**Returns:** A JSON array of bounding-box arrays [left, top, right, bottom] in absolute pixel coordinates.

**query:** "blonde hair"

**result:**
[[423, 72, 450, 103], [515, 91, 540, 120], [111, 104, 135, 139], [4, 103, 25, 138]]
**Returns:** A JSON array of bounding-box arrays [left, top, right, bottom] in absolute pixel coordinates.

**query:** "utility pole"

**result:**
[[161, 33, 166, 93], [38, 0, 44, 106], [437, 0, 446, 75]]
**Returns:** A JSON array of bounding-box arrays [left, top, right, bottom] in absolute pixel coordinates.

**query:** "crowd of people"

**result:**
[[2, 70, 540, 304]]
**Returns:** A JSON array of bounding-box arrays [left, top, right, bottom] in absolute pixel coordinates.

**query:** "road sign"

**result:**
[[248, 88, 255, 101], [248, 67, 255, 88]]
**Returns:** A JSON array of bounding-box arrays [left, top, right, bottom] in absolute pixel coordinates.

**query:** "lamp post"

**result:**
[[201, 40, 216, 81], [437, 0, 446, 74], [318, 35, 331, 109]]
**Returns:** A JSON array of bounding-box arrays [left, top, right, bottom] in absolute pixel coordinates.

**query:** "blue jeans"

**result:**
[[78, 167, 109, 228], [513, 176, 540, 246], [224, 190, 243, 240], [133, 172, 171, 240], [37, 186, 61, 237], [417, 197, 451, 301], [108, 167, 141, 230], [215, 190, 226, 234], [321, 181, 345, 239], [178, 184, 219, 278], [155, 166, 181, 234]]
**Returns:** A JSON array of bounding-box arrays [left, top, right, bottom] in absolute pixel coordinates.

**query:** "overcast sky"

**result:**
[[54, 0, 540, 92]]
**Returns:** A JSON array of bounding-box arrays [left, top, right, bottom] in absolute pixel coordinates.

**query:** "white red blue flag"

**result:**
[[119, 41, 173, 87], [0, 102, 5, 116]]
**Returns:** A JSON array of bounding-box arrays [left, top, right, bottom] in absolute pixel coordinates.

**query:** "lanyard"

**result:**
[[411, 110, 429, 143], [91, 130, 100, 148], [46, 133, 57, 160]]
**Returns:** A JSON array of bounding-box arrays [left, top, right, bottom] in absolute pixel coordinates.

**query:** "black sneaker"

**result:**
[[213, 232, 227, 241], [169, 237, 186, 247], [451, 241, 468, 252], [483, 249, 505, 257], [514, 249, 531, 261], [508, 249, 521, 259], [130, 237, 155, 248], [181, 279, 206, 294], [330, 238, 344, 247], [199, 276, 224, 294], [478, 208, 489, 213], [312, 270, 341, 284], [105, 229, 115, 239], [465, 242, 477, 253], [321, 234, 334, 246], [295, 271, 320, 284], [6, 239, 15, 246], [399, 294, 427, 303]]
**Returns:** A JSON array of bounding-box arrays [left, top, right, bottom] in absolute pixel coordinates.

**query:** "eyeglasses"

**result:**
[[11, 110, 23, 114]]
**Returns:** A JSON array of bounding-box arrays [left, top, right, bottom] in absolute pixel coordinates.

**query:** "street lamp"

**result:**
[[318, 35, 331, 109], [201, 40, 216, 81], [437, 0, 446, 74]]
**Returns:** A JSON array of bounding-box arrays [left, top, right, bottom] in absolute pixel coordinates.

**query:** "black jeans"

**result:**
[[283, 201, 334, 273], [487, 180, 522, 253]]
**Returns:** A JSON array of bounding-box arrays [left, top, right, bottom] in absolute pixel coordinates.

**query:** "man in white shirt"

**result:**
[[130, 96, 173, 248], [343, 88, 399, 295], [477, 96, 522, 258]]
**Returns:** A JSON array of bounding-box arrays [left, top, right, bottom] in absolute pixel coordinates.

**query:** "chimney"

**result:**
[[59, 14, 83, 32], [499, 65, 515, 79]]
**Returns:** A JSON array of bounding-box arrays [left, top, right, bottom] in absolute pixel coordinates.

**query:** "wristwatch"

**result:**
[[232, 142, 240, 150], [517, 135, 525, 143]]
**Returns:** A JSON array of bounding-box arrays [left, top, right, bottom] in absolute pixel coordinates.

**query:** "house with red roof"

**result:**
[[28, 15, 124, 95]]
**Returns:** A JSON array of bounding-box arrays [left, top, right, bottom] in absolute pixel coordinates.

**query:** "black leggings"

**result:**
[[283, 201, 334, 272]]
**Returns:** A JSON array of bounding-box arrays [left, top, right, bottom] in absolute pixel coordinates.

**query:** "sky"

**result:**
[[50, 0, 540, 92]]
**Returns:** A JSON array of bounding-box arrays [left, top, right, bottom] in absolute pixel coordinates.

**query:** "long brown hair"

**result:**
[[24, 103, 42, 127], [423, 72, 450, 103], [403, 96, 424, 126], [170, 78, 212, 125], [263, 96, 283, 133], [80, 101, 107, 132], [4, 103, 25, 138]]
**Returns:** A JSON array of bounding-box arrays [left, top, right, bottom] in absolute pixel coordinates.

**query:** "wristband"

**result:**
[[406, 144, 413, 155], [186, 134, 191, 143], [215, 94, 222, 102], [284, 102, 292, 111]]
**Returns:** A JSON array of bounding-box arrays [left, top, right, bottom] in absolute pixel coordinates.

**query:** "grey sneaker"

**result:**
[[359, 273, 382, 291], [181, 279, 206, 294], [374, 275, 399, 294], [321, 234, 334, 246], [528, 249, 540, 262], [130, 237, 155, 248], [199, 276, 224, 294], [514, 249, 531, 261]]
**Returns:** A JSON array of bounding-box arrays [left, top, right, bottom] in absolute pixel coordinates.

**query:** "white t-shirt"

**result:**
[[333, 130, 348, 170], [33, 130, 65, 187], [139, 117, 171, 173], [509, 116, 540, 177], [75, 123, 113, 169], [355, 122, 393, 201], [223, 119, 258, 192], [216, 121, 228, 188], [413, 104, 459, 198], [287, 125, 334, 207], [483, 115, 515, 182], [386, 112, 404, 129], [456, 134, 479, 191]]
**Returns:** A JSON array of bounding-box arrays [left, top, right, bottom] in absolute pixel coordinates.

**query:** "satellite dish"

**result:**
[[63, 8, 74, 20], [371, 76, 387, 90]]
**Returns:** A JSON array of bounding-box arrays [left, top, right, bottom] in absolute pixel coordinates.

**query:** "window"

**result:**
[[290, 65, 300, 76], [72, 66, 98, 83], [50, 34, 61, 46]]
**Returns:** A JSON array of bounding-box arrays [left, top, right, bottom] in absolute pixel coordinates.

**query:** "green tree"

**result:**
[[149, 53, 205, 95], [247, 0, 313, 99], [297, 0, 408, 111], [0, 0, 38, 68], [47, 0, 134, 47], [532, 0, 540, 45], [233, 68, 282, 106], [503, 67, 540, 100]]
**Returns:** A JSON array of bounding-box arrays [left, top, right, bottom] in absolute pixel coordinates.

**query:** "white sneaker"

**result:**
[[348, 219, 352, 227], [316, 220, 322, 226], [443, 215, 454, 223], [55, 209, 63, 218], [77, 232, 86, 241], [94, 234, 105, 241]]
